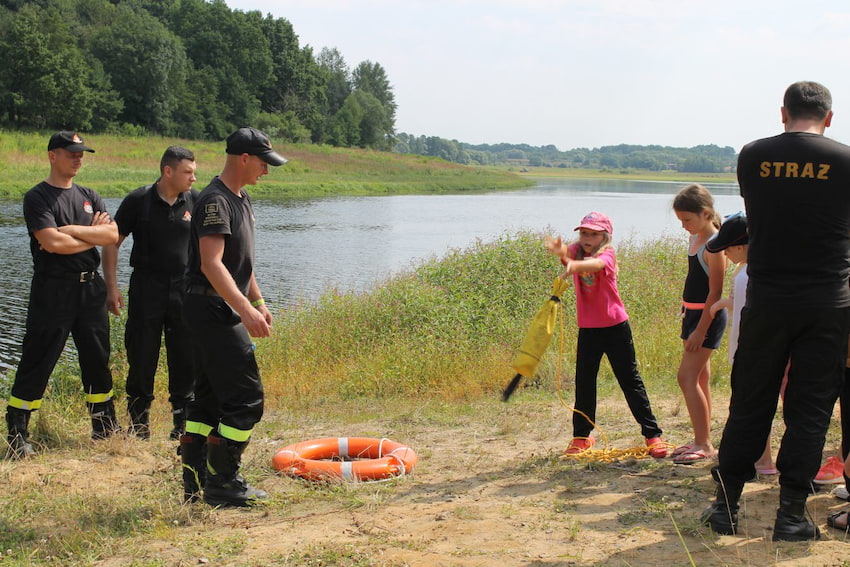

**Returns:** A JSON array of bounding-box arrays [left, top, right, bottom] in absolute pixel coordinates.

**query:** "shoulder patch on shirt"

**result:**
[[202, 202, 224, 226]]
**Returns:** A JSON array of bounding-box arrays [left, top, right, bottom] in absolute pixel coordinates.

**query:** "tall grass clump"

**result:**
[[260, 232, 715, 406]]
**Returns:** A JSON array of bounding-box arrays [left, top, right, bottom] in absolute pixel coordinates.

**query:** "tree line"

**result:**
[[0, 0, 397, 149], [395, 134, 738, 173]]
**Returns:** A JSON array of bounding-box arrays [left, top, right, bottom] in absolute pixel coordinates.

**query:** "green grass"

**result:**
[[1, 231, 715, 418], [259, 231, 719, 404], [0, 130, 532, 198], [0, 232, 743, 566]]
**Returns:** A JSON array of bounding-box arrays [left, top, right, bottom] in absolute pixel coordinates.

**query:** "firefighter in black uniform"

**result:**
[[6, 131, 120, 458], [102, 146, 198, 440], [180, 127, 285, 506], [702, 81, 850, 541]]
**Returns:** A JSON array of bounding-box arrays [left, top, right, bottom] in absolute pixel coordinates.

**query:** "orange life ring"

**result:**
[[272, 437, 418, 481]]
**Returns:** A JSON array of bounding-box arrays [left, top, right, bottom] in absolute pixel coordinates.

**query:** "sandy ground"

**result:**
[[5, 396, 850, 566]]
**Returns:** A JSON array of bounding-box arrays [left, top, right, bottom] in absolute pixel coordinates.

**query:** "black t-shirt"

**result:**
[[738, 132, 850, 308], [114, 183, 198, 276], [187, 177, 255, 295], [23, 181, 107, 273]]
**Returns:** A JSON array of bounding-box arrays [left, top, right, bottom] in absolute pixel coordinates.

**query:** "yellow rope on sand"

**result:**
[[551, 302, 675, 463]]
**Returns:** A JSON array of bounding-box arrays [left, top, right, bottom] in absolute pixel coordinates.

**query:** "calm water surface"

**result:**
[[0, 177, 743, 371]]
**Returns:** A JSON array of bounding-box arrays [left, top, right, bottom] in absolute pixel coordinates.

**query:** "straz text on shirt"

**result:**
[[759, 161, 830, 180]]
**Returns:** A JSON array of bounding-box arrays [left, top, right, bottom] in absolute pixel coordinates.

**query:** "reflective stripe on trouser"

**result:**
[[185, 420, 214, 437], [85, 390, 114, 404], [183, 294, 264, 438], [7, 396, 42, 411], [11, 273, 113, 404]]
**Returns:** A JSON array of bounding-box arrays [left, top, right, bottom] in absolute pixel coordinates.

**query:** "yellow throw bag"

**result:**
[[511, 277, 570, 378]]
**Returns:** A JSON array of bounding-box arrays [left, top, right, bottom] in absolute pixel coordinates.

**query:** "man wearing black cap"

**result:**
[[5, 131, 120, 458], [102, 146, 199, 440], [179, 127, 286, 506]]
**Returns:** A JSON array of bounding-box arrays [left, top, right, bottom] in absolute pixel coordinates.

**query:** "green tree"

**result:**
[[258, 16, 326, 141], [88, 3, 188, 133], [318, 47, 351, 116], [0, 4, 101, 128], [352, 60, 396, 131], [164, 0, 273, 133]]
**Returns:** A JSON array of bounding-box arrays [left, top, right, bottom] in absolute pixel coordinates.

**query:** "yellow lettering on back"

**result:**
[[786, 162, 799, 177], [801, 162, 815, 178], [759, 162, 770, 177], [818, 164, 831, 180], [772, 162, 785, 176]]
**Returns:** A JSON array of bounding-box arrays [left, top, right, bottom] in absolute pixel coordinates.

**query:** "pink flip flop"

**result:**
[[671, 442, 695, 457], [673, 448, 716, 465], [757, 466, 779, 475]]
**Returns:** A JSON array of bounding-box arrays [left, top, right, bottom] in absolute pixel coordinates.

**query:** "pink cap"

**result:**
[[574, 211, 613, 234]]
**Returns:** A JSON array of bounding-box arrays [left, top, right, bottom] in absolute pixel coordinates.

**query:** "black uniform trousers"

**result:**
[[572, 320, 662, 439], [125, 270, 193, 406], [182, 293, 263, 440], [718, 305, 850, 493], [11, 272, 112, 405]]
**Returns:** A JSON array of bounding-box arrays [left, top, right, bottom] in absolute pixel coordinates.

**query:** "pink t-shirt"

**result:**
[[567, 244, 629, 329]]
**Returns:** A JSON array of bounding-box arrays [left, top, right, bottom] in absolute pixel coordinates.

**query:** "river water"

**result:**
[[0, 177, 743, 372]]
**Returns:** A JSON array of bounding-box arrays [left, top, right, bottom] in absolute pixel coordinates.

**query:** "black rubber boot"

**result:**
[[169, 404, 187, 441], [89, 399, 122, 440], [5, 407, 35, 459], [203, 433, 268, 508], [127, 397, 150, 440], [178, 433, 206, 503], [773, 486, 821, 541], [700, 467, 745, 535]]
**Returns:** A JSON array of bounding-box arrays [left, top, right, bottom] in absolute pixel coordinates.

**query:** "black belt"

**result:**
[[186, 284, 219, 297], [38, 270, 97, 282]]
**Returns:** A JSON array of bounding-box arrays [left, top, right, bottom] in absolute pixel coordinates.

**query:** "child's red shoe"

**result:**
[[563, 436, 595, 456], [645, 437, 669, 458], [815, 456, 846, 485]]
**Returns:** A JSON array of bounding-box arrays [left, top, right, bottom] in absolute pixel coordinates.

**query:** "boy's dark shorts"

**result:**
[[680, 307, 727, 350]]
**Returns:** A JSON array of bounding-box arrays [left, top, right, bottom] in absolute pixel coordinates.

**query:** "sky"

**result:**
[[226, 0, 850, 152]]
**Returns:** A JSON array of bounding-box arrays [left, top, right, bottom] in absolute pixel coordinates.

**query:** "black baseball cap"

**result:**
[[47, 131, 95, 153], [225, 127, 287, 166], [706, 212, 748, 253]]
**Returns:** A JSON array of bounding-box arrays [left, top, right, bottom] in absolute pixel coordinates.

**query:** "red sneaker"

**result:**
[[563, 436, 595, 456], [645, 437, 668, 459], [815, 456, 846, 485]]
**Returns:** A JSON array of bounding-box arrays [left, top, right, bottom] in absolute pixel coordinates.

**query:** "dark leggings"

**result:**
[[573, 320, 662, 439]]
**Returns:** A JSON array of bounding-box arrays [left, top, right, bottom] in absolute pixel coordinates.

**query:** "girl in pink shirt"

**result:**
[[545, 212, 666, 458]]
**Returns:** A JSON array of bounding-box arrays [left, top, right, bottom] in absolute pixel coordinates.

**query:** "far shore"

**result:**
[[506, 165, 737, 184]]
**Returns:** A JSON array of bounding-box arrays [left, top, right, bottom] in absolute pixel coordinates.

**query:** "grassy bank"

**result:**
[[10, 234, 850, 566], [0, 130, 532, 198], [2, 231, 719, 425], [1, 232, 744, 566], [259, 231, 708, 405], [3, 232, 699, 403]]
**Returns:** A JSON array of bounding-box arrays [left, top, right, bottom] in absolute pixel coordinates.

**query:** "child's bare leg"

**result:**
[[676, 346, 715, 455], [754, 435, 776, 472], [698, 357, 712, 422]]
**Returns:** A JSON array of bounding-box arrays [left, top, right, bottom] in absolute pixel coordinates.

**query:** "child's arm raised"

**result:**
[[561, 257, 605, 276], [543, 235, 569, 261]]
